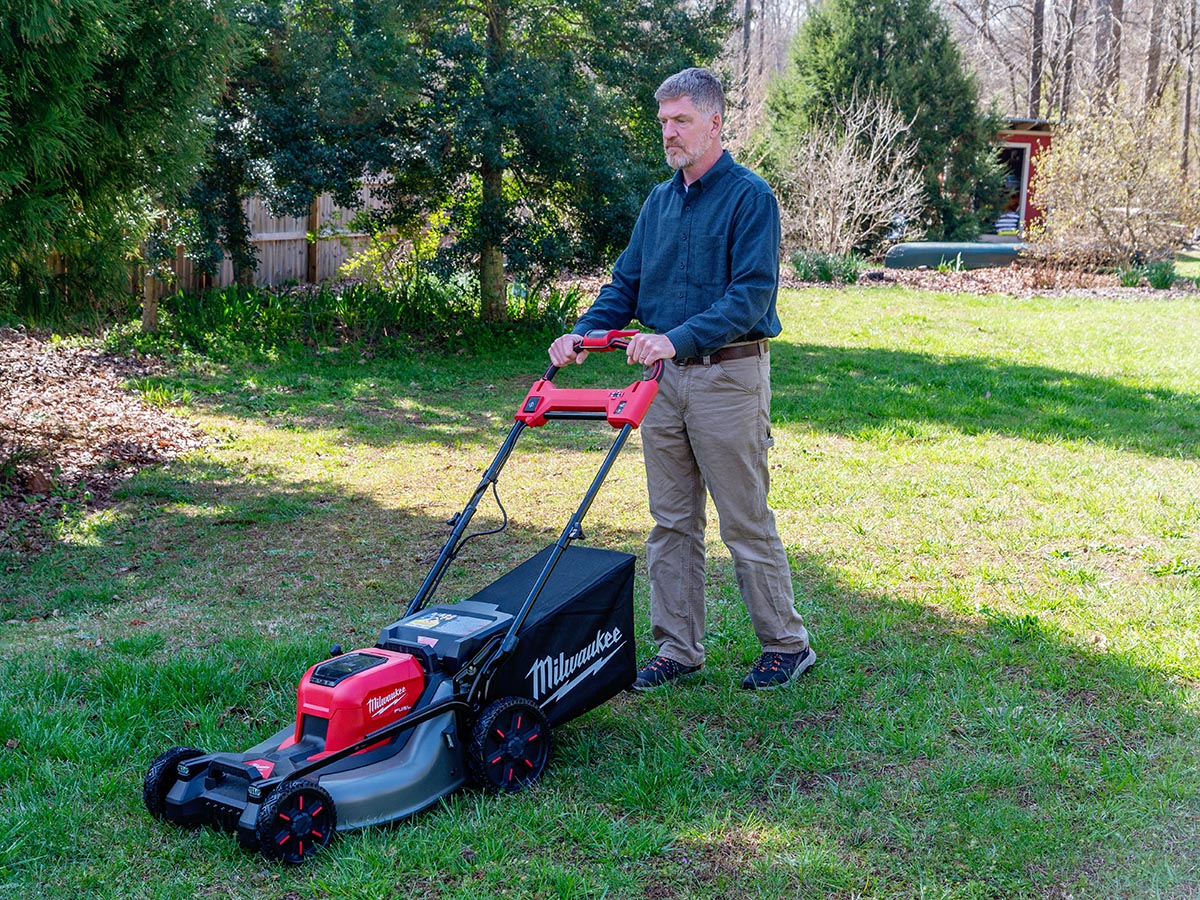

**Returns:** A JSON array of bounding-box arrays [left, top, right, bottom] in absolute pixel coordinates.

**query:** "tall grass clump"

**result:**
[[791, 249, 862, 284], [1117, 264, 1143, 287], [1115, 259, 1177, 290], [1142, 259, 1177, 289]]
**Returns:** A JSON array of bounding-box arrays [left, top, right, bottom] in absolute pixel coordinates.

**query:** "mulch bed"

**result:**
[[784, 263, 1200, 299], [0, 327, 204, 555]]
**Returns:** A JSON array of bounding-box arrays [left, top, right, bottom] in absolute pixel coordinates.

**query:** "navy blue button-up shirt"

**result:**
[[573, 150, 782, 360]]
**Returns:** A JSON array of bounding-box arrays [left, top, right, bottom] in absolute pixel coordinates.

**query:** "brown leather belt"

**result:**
[[674, 340, 769, 367]]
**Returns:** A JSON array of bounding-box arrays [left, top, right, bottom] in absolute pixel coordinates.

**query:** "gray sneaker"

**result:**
[[741, 647, 816, 690], [631, 655, 702, 691]]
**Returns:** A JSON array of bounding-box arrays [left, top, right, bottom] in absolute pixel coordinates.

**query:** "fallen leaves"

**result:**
[[0, 327, 205, 553]]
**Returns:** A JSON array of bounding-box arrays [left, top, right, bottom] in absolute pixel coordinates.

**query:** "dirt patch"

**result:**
[[0, 327, 204, 554]]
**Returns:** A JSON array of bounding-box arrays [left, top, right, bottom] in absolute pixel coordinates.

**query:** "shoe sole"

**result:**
[[742, 649, 817, 691]]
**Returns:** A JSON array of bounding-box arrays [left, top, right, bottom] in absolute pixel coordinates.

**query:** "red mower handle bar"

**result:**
[[519, 330, 663, 428], [538, 329, 642, 382]]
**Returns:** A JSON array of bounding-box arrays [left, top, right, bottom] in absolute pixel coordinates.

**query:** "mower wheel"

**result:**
[[469, 696, 551, 793], [143, 746, 204, 820], [255, 780, 337, 865]]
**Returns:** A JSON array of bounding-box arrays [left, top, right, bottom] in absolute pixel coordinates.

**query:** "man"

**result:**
[[548, 67, 815, 691]]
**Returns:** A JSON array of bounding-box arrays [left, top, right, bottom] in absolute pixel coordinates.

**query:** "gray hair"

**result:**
[[654, 67, 725, 119]]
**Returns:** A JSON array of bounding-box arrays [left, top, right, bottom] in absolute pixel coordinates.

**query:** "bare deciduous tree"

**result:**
[[1056, 0, 1083, 114], [1029, 95, 1200, 263], [775, 93, 927, 256], [941, 0, 1200, 191], [722, 0, 811, 156], [1093, 0, 1126, 99], [1145, 0, 1167, 100], [1031, 0, 1048, 114]]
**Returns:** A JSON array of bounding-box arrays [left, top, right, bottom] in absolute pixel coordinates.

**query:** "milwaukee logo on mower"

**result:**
[[367, 686, 410, 719], [526, 627, 625, 706]]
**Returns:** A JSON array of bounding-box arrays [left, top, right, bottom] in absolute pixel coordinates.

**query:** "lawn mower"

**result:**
[[142, 330, 661, 864]]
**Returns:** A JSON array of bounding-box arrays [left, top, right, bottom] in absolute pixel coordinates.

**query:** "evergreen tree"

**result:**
[[0, 0, 241, 310], [384, 0, 736, 321], [767, 0, 1002, 241]]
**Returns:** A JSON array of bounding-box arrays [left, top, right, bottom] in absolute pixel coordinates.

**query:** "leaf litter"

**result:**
[[1, 327, 204, 554]]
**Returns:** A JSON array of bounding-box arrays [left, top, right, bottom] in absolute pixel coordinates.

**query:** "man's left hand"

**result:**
[[626, 333, 676, 366]]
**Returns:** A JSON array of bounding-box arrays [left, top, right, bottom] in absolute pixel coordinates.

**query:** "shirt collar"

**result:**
[[671, 149, 734, 195]]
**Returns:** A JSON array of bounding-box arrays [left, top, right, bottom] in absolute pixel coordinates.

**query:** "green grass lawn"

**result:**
[[1176, 249, 1200, 280], [2, 286, 1198, 899]]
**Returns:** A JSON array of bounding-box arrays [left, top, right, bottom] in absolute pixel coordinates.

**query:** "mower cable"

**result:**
[[454, 481, 509, 555]]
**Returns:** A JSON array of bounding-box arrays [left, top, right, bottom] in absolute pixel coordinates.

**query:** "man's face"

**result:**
[[658, 96, 719, 172]]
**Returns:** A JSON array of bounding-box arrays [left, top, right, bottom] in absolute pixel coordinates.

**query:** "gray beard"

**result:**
[[664, 133, 712, 171]]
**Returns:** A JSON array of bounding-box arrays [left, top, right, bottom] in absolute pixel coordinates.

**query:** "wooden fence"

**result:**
[[144, 184, 381, 299]]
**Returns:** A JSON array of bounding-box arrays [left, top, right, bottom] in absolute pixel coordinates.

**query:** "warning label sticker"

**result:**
[[403, 611, 490, 636]]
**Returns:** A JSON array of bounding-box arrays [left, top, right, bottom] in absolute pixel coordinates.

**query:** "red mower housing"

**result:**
[[283, 649, 425, 759]]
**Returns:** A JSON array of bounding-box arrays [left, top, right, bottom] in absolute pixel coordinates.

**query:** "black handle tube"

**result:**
[[403, 420, 527, 617]]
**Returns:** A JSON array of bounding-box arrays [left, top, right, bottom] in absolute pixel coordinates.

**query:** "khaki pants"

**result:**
[[641, 350, 810, 667]]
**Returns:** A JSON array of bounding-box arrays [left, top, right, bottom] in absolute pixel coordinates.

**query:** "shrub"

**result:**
[[774, 92, 926, 257], [108, 271, 580, 360], [1028, 97, 1200, 267]]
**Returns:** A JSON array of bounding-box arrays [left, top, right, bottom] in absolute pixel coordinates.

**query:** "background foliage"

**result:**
[[175, 0, 422, 283], [0, 0, 242, 313], [763, 0, 1004, 242], [374, 0, 735, 319], [1028, 94, 1200, 266]]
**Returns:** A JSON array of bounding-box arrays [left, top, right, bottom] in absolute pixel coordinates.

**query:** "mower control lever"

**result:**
[[576, 329, 641, 352], [520, 330, 661, 428]]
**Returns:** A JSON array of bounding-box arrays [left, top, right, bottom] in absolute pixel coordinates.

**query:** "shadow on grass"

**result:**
[[158, 346, 665, 453], [151, 339, 1200, 461], [580, 553, 1200, 896], [1, 459, 1197, 896], [772, 342, 1200, 458], [1, 453, 648, 623]]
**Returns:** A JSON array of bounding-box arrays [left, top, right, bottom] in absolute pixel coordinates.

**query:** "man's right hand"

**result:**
[[548, 333, 588, 367]]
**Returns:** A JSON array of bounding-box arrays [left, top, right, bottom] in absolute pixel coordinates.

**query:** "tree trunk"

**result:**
[[141, 274, 159, 334], [479, 0, 509, 323], [1183, 0, 1197, 175], [1094, 0, 1125, 102], [1145, 0, 1165, 104], [306, 197, 320, 283], [742, 0, 753, 99], [1060, 0, 1081, 115], [1029, 0, 1045, 117], [480, 159, 507, 322]]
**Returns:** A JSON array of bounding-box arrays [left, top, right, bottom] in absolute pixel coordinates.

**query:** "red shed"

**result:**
[[991, 117, 1054, 237]]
